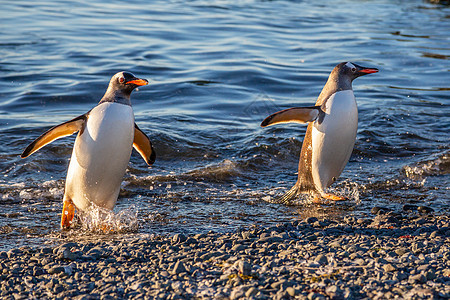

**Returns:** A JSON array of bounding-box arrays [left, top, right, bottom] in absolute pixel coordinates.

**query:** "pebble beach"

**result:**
[[1, 209, 449, 300]]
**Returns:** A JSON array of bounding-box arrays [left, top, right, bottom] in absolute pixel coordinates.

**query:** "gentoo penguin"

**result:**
[[261, 62, 378, 204], [21, 72, 156, 228]]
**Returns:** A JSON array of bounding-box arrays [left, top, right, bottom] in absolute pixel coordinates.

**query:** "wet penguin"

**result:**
[[261, 62, 378, 203], [21, 72, 156, 228]]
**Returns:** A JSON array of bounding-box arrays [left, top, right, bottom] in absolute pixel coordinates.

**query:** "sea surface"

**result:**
[[0, 0, 449, 251]]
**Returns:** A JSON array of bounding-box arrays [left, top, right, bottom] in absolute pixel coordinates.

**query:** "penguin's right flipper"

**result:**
[[261, 106, 322, 127], [133, 124, 156, 166], [21, 114, 87, 158]]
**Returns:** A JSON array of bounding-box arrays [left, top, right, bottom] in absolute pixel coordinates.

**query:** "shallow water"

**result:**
[[0, 0, 449, 251]]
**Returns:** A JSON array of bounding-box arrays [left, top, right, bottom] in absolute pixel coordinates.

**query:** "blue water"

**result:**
[[0, 0, 449, 250]]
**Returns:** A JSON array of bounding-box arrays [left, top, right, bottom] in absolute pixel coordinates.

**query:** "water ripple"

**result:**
[[0, 0, 449, 250]]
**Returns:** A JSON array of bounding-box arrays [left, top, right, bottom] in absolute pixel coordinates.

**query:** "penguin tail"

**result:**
[[276, 184, 302, 205]]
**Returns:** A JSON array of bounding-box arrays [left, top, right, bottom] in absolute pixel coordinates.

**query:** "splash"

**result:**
[[78, 205, 139, 234], [329, 179, 361, 205], [261, 179, 360, 205]]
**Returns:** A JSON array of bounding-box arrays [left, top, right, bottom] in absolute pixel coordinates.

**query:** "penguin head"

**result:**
[[101, 72, 149, 104], [111, 71, 148, 93], [338, 62, 379, 81], [317, 62, 378, 104]]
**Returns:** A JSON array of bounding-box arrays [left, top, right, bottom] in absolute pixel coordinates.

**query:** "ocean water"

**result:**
[[0, 0, 448, 250]]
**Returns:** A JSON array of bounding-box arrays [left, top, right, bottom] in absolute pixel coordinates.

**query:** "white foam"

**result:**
[[79, 205, 139, 233]]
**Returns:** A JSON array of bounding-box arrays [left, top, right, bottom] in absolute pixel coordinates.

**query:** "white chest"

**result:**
[[311, 90, 358, 191], [65, 102, 135, 210], [75, 102, 135, 166]]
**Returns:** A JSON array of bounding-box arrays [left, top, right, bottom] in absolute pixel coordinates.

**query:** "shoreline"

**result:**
[[1, 213, 449, 299]]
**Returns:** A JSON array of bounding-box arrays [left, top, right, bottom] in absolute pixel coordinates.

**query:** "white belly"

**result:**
[[64, 102, 134, 211], [311, 90, 358, 192]]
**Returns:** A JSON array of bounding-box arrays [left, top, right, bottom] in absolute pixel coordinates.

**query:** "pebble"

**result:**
[[395, 248, 408, 256], [171, 260, 187, 275], [418, 206, 434, 214], [0, 214, 448, 299], [47, 266, 65, 275], [383, 263, 397, 272], [245, 286, 257, 297], [306, 217, 318, 224], [314, 254, 328, 265], [237, 260, 251, 277], [371, 206, 390, 215], [409, 274, 427, 284], [286, 287, 296, 297], [172, 233, 187, 244]]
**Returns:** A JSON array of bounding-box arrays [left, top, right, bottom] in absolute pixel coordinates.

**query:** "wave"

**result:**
[[402, 150, 450, 179]]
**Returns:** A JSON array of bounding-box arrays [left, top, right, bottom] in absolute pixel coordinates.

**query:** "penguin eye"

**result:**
[[351, 67, 356, 73], [118, 77, 125, 83]]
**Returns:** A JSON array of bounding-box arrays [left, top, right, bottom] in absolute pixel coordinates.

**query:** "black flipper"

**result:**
[[21, 114, 87, 158]]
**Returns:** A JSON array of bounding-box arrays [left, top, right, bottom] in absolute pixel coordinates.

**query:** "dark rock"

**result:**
[[41, 247, 53, 254], [184, 237, 197, 245], [33, 267, 44, 276], [314, 254, 328, 265], [61, 249, 82, 261], [306, 217, 318, 224], [86, 249, 102, 260], [171, 261, 188, 275], [418, 206, 434, 214], [48, 266, 66, 275], [416, 218, 427, 225], [7, 249, 22, 259], [237, 260, 251, 277], [386, 216, 399, 224], [172, 233, 187, 244], [325, 285, 343, 298], [371, 206, 391, 215], [403, 204, 418, 212]]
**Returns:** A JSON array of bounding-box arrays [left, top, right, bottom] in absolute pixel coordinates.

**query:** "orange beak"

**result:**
[[359, 68, 379, 74], [127, 78, 149, 86]]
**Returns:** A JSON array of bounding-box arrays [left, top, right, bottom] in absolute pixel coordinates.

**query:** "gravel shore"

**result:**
[[1, 210, 449, 299]]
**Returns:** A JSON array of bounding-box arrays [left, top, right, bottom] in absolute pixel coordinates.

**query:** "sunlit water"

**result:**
[[0, 0, 449, 250]]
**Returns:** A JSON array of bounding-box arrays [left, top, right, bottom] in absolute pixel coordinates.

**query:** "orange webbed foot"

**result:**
[[321, 193, 347, 201], [313, 193, 347, 204], [101, 224, 114, 233], [61, 199, 75, 229]]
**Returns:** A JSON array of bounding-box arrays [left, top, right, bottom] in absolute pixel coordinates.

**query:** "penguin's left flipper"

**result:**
[[133, 124, 156, 166], [21, 114, 87, 158], [261, 106, 322, 127]]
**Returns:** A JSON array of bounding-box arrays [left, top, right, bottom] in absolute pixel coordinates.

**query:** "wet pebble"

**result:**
[[418, 206, 434, 214]]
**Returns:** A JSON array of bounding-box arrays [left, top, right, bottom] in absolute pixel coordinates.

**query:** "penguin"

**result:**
[[21, 72, 156, 229], [261, 62, 378, 204]]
